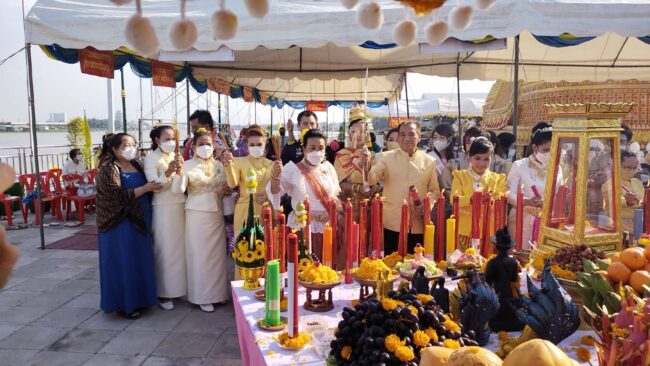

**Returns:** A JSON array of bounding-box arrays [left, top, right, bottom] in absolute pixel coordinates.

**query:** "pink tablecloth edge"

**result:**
[[232, 287, 267, 366]]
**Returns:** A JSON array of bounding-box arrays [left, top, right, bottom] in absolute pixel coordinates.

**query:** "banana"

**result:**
[[582, 259, 599, 274]]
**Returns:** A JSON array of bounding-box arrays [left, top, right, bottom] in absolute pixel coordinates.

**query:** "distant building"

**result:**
[[48, 113, 66, 122]]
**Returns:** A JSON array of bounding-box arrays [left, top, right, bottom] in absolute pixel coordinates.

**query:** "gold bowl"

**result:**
[[239, 266, 265, 290]]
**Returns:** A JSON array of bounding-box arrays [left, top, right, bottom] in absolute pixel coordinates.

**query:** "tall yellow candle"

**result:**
[[446, 215, 456, 259], [423, 224, 435, 260], [322, 224, 333, 267]]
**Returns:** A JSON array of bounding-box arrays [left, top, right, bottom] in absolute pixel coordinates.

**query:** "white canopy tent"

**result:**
[[371, 94, 486, 118]]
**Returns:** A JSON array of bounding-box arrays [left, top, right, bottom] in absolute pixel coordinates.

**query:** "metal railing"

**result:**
[[0, 144, 104, 175]]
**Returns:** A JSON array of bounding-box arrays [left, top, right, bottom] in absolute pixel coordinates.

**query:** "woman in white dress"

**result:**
[[267, 129, 340, 261], [172, 128, 229, 312], [506, 122, 553, 248], [143, 126, 186, 311]]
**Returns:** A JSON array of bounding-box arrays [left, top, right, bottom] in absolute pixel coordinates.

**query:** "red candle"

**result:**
[[398, 200, 409, 256], [345, 199, 353, 284], [262, 206, 274, 261], [287, 232, 299, 337], [644, 189, 650, 233], [379, 197, 384, 256], [500, 196, 508, 232], [553, 184, 568, 221], [359, 200, 368, 261], [436, 193, 445, 262], [304, 198, 311, 253], [531, 185, 541, 198], [494, 196, 502, 232], [329, 199, 338, 270], [515, 187, 524, 251], [371, 194, 382, 258], [351, 222, 360, 267], [453, 195, 459, 246], [278, 208, 286, 273], [423, 193, 432, 226], [471, 191, 483, 241], [481, 191, 492, 257]]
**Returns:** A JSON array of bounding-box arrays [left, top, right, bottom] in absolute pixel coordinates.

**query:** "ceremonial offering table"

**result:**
[[231, 273, 598, 366]]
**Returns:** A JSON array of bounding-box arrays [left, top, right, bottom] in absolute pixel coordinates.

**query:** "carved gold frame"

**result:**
[[538, 118, 623, 253]]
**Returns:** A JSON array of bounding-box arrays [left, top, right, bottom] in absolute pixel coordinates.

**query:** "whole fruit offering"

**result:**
[[327, 289, 477, 365], [549, 244, 606, 274]]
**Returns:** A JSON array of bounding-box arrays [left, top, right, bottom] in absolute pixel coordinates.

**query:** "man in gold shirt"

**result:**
[[362, 121, 440, 255]]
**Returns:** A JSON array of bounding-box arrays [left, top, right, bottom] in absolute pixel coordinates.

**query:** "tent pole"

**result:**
[[121, 68, 127, 133], [138, 78, 143, 147], [107, 79, 114, 133], [25, 43, 45, 250], [186, 75, 190, 136], [512, 35, 520, 149], [404, 72, 410, 118], [456, 56, 462, 147]]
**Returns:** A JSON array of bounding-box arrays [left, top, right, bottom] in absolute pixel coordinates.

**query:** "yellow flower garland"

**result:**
[[385, 334, 403, 353], [443, 339, 461, 350], [424, 328, 438, 342], [395, 345, 415, 362], [413, 330, 430, 348], [442, 316, 461, 333]]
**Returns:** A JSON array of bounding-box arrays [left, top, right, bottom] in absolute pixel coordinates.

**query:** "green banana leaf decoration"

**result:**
[[232, 168, 265, 268]]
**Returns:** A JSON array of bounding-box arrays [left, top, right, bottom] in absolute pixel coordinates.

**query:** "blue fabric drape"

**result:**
[[532, 34, 595, 47]]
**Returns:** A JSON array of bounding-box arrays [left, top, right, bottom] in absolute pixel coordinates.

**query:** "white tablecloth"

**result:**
[[231, 273, 598, 366]]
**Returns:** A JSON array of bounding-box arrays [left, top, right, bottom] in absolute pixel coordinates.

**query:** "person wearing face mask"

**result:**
[[267, 129, 341, 263], [222, 125, 276, 234], [96, 133, 163, 319], [143, 126, 187, 311], [172, 128, 229, 312], [364, 121, 441, 255], [63, 148, 87, 177], [182, 110, 225, 161], [281, 110, 319, 165], [440, 127, 491, 201], [602, 150, 644, 234], [488, 131, 512, 176], [428, 124, 456, 177], [452, 137, 507, 252], [373, 128, 399, 166], [506, 122, 553, 249]]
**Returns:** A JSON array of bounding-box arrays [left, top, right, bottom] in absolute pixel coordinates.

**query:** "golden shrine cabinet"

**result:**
[[538, 103, 634, 253]]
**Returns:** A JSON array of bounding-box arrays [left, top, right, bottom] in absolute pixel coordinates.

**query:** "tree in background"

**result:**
[[67, 117, 84, 149]]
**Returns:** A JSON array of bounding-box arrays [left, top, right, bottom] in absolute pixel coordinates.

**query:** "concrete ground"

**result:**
[[0, 216, 242, 366]]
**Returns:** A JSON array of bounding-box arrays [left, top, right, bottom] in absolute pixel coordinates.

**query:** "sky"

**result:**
[[0, 0, 495, 127]]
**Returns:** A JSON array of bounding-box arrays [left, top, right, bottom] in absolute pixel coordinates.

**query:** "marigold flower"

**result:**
[[385, 334, 403, 353], [443, 339, 461, 350], [413, 330, 430, 348], [381, 298, 399, 311], [424, 328, 438, 342], [395, 345, 415, 362], [576, 347, 591, 362]]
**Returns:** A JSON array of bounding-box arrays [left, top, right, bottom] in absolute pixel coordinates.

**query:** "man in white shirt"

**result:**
[[62, 148, 86, 176]]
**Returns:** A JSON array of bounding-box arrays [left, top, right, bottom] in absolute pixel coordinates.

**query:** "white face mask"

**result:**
[[305, 150, 325, 165], [386, 141, 400, 151], [195, 145, 213, 159], [160, 140, 176, 153], [432, 139, 449, 152], [121, 147, 137, 161], [249, 146, 265, 158], [535, 151, 551, 165]]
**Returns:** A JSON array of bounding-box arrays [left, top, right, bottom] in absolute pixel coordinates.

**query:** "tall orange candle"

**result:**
[[435, 192, 445, 261], [423, 193, 432, 226], [278, 208, 286, 272], [359, 199, 368, 261], [322, 224, 333, 267], [515, 187, 524, 251]]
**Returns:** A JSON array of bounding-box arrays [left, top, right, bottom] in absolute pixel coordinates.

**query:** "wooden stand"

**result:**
[[304, 287, 335, 312]]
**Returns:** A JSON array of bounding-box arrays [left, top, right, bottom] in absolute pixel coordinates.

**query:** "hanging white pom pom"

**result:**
[[125, 14, 159, 57], [393, 20, 416, 47], [448, 5, 473, 30], [630, 141, 641, 154], [341, 0, 358, 9], [425, 20, 448, 46], [357, 1, 383, 30], [169, 19, 198, 50], [475, 0, 496, 11], [212, 9, 238, 40], [245, 0, 269, 19], [111, 0, 132, 5]]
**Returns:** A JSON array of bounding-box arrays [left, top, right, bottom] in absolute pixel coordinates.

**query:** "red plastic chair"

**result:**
[[18, 173, 63, 225], [86, 169, 98, 185], [61, 174, 95, 224], [0, 192, 28, 227], [48, 170, 70, 216]]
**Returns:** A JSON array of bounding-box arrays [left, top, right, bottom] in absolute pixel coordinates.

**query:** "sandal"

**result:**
[[117, 310, 142, 319]]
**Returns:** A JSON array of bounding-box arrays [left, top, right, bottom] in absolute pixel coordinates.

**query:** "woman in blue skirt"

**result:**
[[96, 133, 162, 319]]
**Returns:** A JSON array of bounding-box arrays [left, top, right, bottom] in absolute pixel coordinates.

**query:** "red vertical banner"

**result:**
[[151, 60, 176, 88], [305, 101, 327, 112], [79, 47, 114, 79], [243, 87, 254, 102]]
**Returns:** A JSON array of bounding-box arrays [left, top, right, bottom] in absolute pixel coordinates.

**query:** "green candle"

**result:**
[[264, 260, 281, 326]]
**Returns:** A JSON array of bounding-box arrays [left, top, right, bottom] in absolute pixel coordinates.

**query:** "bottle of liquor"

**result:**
[[622, 231, 631, 250], [409, 185, 422, 208]]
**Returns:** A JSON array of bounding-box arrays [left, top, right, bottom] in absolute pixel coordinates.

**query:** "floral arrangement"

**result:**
[[232, 238, 265, 267], [448, 247, 486, 271], [383, 252, 413, 268], [278, 331, 311, 349], [294, 201, 308, 228], [354, 257, 391, 280], [328, 287, 478, 365], [592, 291, 650, 366], [299, 261, 340, 285], [395, 244, 442, 277]]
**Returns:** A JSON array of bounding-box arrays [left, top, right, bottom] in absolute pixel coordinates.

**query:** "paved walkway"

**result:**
[[0, 217, 242, 366]]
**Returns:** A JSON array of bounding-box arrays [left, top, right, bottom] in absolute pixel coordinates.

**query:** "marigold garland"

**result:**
[[413, 330, 430, 347], [382, 298, 399, 311], [356, 257, 390, 280], [424, 327, 438, 342], [416, 294, 433, 304], [576, 346, 591, 362], [443, 339, 461, 350], [278, 331, 310, 349], [442, 316, 461, 333], [395, 345, 415, 362]]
